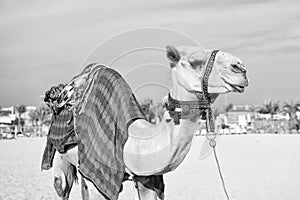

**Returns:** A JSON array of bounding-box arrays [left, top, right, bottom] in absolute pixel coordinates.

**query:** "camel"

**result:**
[[43, 45, 248, 200]]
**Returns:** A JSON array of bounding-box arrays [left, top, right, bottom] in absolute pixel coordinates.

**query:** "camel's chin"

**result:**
[[207, 87, 230, 94], [207, 84, 246, 94]]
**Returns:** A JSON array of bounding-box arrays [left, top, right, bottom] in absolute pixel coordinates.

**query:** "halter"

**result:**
[[166, 50, 219, 134], [166, 50, 231, 200]]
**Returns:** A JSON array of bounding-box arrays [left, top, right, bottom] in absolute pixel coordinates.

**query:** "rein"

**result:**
[[166, 50, 231, 200]]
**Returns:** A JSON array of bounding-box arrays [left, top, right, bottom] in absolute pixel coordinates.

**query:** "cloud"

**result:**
[[0, 0, 300, 106]]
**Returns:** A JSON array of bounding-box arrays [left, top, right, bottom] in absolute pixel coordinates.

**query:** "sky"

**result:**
[[0, 0, 300, 107]]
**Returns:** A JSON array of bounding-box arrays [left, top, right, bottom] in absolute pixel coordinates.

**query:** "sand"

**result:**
[[1, 134, 300, 200]]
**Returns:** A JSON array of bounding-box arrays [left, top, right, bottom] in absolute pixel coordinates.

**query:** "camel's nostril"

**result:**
[[231, 64, 246, 73], [244, 79, 249, 87]]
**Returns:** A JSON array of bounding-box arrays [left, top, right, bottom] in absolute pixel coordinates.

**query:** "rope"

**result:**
[[212, 145, 231, 200]]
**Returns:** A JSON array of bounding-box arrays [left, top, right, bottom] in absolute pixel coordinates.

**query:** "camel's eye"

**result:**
[[189, 59, 202, 69], [189, 62, 197, 69], [188, 54, 205, 69]]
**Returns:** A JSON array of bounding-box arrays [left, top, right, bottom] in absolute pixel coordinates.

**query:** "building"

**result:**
[[0, 107, 18, 136], [227, 105, 252, 127], [0, 106, 37, 135], [215, 105, 253, 134], [0, 106, 17, 125]]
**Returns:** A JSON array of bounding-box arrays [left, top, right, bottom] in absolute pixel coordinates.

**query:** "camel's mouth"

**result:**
[[222, 74, 248, 93], [231, 84, 245, 93]]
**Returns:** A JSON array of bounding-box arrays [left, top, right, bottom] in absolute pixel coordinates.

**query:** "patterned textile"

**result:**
[[41, 64, 165, 200], [41, 136, 56, 170], [41, 63, 103, 170], [49, 109, 78, 153], [74, 66, 146, 200], [41, 109, 79, 170]]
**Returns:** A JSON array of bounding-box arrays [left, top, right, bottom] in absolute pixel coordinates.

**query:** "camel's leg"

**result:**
[[135, 181, 158, 200], [52, 152, 77, 200], [59, 146, 163, 200], [81, 176, 90, 200], [59, 146, 93, 200], [134, 176, 164, 200], [83, 179, 108, 200], [62, 146, 78, 166]]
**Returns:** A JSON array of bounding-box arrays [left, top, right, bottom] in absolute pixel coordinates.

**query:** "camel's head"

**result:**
[[166, 45, 248, 95]]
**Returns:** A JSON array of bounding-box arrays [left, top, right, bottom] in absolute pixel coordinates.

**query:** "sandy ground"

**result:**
[[0, 134, 300, 200]]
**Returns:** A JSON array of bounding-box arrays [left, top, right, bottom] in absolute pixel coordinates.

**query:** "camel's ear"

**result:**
[[166, 45, 180, 63]]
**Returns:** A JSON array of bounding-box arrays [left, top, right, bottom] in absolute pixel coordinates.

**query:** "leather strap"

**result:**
[[166, 93, 210, 125], [203, 50, 219, 133]]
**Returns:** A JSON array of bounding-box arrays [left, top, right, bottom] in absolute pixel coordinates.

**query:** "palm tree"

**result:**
[[36, 106, 52, 126], [140, 98, 154, 122], [257, 100, 280, 120], [140, 98, 165, 124], [29, 110, 39, 127], [151, 102, 165, 123], [224, 103, 234, 133], [225, 103, 234, 113], [14, 105, 26, 137], [29, 105, 52, 136], [282, 102, 300, 133], [249, 105, 259, 119]]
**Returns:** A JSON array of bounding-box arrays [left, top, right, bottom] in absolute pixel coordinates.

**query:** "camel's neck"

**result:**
[[125, 81, 202, 174], [125, 72, 222, 175], [125, 112, 199, 175]]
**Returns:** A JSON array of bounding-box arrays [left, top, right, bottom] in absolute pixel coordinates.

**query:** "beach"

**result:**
[[1, 134, 300, 200]]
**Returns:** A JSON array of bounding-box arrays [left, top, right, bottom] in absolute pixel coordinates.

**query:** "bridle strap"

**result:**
[[203, 50, 219, 133], [168, 93, 210, 106], [167, 93, 210, 124], [202, 50, 219, 102]]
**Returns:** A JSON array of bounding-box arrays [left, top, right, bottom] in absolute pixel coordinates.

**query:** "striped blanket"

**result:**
[[41, 109, 78, 170], [42, 64, 147, 200], [76, 65, 146, 199]]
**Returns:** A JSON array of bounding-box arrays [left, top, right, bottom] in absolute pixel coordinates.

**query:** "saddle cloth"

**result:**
[[42, 64, 150, 200], [74, 65, 147, 200], [41, 63, 101, 170]]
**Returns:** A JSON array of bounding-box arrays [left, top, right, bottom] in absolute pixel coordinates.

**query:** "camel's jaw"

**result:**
[[204, 50, 249, 94], [205, 72, 248, 94], [214, 61, 248, 94]]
